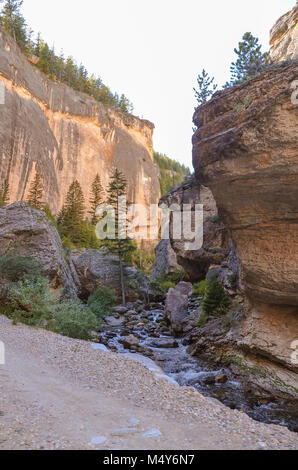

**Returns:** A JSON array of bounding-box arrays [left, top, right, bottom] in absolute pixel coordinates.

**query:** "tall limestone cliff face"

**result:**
[[268, 1, 298, 63], [0, 28, 160, 221], [192, 27, 298, 386]]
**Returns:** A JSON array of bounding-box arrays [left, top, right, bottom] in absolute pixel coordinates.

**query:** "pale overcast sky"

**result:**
[[22, 0, 296, 169]]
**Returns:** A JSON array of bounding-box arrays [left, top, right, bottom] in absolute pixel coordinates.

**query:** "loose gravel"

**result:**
[[0, 315, 297, 450]]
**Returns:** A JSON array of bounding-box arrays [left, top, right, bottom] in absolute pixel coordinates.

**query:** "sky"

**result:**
[[22, 0, 296, 169]]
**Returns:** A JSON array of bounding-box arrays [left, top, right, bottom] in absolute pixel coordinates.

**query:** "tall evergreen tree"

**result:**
[[89, 173, 104, 225], [104, 169, 136, 305], [202, 279, 230, 316], [58, 180, 86, 246], [228, 32, 267, 86], [194, 69, 217, 105], [0, 179, 10, 207], [27, 172, 44, 210], [0, 0, 27, 49]]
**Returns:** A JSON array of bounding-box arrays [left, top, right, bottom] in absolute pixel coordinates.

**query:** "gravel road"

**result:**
[[0, 315, 297, 450]]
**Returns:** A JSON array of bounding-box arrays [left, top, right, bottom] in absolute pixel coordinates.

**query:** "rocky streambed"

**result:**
[[98, 300, 298, 433]]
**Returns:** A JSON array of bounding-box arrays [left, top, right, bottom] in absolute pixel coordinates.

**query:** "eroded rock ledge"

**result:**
[[193, 62, 298, 306], [192, 58, 298, 391]]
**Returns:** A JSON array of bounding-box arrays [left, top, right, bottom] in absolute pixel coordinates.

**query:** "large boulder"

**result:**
[[159, 176, 230, 282], [151, 239, 183, 278], [0, 202, 79, 296], [72, 249, 122, 298], [165, 282, 192, 335], [72, 249, 150, 301], [120, 335, 140, 349]]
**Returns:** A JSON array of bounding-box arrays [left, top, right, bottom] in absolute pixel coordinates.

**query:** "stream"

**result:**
[[98, 302, 298, 432]]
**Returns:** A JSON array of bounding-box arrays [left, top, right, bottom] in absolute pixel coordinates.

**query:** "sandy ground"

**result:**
[[0, 315, 297, 450]]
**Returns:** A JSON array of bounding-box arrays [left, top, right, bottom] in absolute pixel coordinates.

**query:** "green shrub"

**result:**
[[202, 279, 231, 316], [87, 286, 117, 320], [10, 276, 57, 326], [167, 269, 189, 283], [54, 300, 98, 340], [159, 280, 175, 294], [62, 236, 76, 250], [193, 280, 207, 297], [43, 204, 56, 224], [78, 221, 100, 249], [206, 267, 222, 281], [150, 275, 175, 296], [206, 216, 221, 224], [130, 248, 156, 275], [228, 273, 238, 289], [150, 268, 189, 296], [0, 261, 100, 340], [197, 311, 209, 327], [0, 255, 42, 282]]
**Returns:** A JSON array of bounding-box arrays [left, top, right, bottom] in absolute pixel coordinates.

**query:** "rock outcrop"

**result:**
[[165, 281, 193, 335], [193, 61, 298, 309], [0, 28, 160, 230], [268, 2, 298, 63], [72, 248, 150, 301], [0, 202, 79, 296], [191, 8, 298, 393], [160, 177, 230, 281], [151, 239, 183, 278]]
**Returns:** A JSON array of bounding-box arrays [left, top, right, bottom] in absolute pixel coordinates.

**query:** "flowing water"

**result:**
[[99, 305, 298, 432]]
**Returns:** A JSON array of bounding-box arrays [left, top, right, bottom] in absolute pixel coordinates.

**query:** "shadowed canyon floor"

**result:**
[[0, 316, 297, 450]]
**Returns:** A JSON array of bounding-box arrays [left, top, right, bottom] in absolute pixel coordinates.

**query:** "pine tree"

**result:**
[[0, 0, 27, 50], [0, 2, 133, 112], [58, 180, 85, 245], [104, 169, 136, 305], [202, 279, 231, 316], [228, 32, 267, 86], [27, 172, 44, 210], [89, 174, 104, 225], [194, 69, 217, 105], [0, 179, 9, 207]]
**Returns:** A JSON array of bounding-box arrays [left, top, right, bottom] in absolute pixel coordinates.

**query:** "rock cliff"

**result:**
[[193, 62, 298, 309], [268, 1, 298, 63], [191, 8, 298, 394], [0, 28, 160, 221]]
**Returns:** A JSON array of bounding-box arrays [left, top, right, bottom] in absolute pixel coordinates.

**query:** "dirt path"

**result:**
[[0, 316, 297, 450]]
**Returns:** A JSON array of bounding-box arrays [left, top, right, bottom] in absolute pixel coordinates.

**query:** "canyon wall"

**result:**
[[268, 1, 298, 63], [193, 61, 298, 307], [192, 5, 298, 386], [0, 28, 160, 224]]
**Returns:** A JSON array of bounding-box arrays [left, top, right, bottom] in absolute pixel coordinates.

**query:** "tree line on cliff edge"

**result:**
[[0, 0, 133, 113], [194, 32, 268, 106]]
